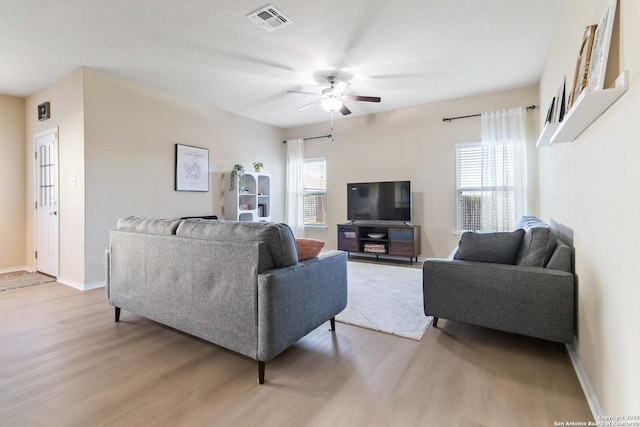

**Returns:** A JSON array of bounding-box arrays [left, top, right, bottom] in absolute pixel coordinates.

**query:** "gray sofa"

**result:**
[[423, 216, 575, 345], [105, 217, 348, 383]]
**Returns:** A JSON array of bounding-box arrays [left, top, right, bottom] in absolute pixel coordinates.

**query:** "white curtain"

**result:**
[[480, 107, 527, 232], [285, 138, 305, 237]]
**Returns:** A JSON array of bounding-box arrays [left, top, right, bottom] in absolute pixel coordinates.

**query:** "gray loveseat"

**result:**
[[105, 217, 348, 383], [423, 216, 574, 345]]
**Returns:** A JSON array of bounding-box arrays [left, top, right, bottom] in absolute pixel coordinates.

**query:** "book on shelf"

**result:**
[[363, 243, 386, 254]]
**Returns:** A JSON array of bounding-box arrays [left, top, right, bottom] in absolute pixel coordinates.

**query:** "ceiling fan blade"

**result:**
[[333, 81, 351, 95], [287, 90, 322, 96], [343, 95, 381, 103], [297, 99, 322, 110], [340, 104, 352, 116]]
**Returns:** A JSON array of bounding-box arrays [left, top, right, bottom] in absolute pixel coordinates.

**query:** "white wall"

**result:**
[[539, 0, 639, 415], [25, 69, 85, 285], [21, 68, 285, 287], [0, 94, 26, 271], [83, 69, 285, 284], [284, 85, 540, 258]]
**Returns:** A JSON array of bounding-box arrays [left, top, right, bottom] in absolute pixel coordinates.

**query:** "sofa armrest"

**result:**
[[256, 250, 348, 361], [423, 258, 574, 343]]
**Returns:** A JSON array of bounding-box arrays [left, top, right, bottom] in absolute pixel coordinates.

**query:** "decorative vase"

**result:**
[[230, 164, 245, 191]]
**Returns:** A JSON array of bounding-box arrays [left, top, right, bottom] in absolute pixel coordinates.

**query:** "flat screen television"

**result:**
[[347, 181, 411, 222]]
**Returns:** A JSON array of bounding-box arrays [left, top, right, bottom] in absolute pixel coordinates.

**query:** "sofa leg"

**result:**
[[432, 316, 438, 328], [115, 307, 121, 322], [258, 361, 265, 384], [558, 343, 567, 354], [330, 317, 336, 331]]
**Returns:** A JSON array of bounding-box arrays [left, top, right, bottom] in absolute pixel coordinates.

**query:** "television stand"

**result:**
[[337, 223, 420, 265]]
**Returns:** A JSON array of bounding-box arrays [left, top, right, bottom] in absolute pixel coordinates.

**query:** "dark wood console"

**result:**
[[337, 223, 421, 264]]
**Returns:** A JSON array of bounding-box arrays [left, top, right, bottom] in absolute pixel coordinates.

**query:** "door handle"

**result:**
[[49, 211, 57, 216]]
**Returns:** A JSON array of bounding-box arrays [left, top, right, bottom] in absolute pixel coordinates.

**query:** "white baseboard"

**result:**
[[0, 266, 34, 274], [567, 344, 603, 420], [57, 277, 106, 291], [83, 281, 106, 290]]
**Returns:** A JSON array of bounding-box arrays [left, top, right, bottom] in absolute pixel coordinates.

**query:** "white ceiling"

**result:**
[[0, 0, 558, 129]]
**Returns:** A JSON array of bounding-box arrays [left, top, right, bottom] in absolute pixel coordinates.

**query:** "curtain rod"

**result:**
[[442, 105, 536, 122], [282, 134, 332, 144]]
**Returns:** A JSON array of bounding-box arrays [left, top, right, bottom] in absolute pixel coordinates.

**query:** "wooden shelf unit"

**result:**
[[337, 223, 420, 264]]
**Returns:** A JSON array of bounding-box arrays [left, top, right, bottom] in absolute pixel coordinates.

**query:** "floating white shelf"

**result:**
[[536, 122, 560, 147], [537, 70, 628, 146]]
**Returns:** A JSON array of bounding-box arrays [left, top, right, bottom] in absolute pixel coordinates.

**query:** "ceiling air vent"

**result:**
[[247, 5, 292, 32]]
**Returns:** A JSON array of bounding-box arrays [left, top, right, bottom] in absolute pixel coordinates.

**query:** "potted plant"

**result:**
[[230, 164, 245, 191], [253, 162, 264, 173]]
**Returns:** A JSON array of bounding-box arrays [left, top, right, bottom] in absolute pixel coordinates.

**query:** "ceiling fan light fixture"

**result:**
[[321, 97, 343, 112]]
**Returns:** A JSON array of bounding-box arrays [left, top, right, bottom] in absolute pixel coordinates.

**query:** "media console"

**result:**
[[337, 223, 421, 265]]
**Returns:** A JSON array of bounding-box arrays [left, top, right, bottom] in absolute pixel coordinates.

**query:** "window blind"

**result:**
[[456, 144, 483, 231], [303, 158, 327, 226]]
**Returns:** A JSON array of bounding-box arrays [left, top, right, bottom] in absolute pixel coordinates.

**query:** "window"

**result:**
[[303, 157, 327, 227], [456, 143, 482, 231], [456, 142, 518, 232]]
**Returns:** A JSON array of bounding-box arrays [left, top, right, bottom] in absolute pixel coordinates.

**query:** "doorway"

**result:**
[[34, 128, 59, 277]]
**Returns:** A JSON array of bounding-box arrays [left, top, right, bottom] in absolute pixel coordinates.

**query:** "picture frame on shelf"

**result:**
[[553, 76, 567, 123], [586, 0, 617, 91], [175, 144, 209, 192], [568, 25, 597, 110]]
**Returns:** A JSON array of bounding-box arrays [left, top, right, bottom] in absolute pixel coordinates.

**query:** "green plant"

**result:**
[[253, 162, 264, 171]]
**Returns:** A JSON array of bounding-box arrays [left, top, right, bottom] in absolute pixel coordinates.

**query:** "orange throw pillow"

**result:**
[[295, 238, 325, 260]]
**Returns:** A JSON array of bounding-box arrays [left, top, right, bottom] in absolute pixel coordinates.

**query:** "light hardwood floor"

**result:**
[[0, 281, 592, 426]]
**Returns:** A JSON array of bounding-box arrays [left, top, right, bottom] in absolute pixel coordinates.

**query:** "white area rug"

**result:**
[[0, 272, 56, 292], [336, 261, 433, 340]]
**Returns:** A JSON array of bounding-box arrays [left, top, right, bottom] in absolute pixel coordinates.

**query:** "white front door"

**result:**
[[35, 128, 59, 277]]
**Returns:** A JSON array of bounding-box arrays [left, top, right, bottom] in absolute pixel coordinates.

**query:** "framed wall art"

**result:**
[[568, 25, 596, 109], [175, 144, 209, 192], [586, 0, 617, 91], [38, 102, 50, 121]]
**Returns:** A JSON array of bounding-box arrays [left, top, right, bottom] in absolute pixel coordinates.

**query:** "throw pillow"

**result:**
[[454, 229, 525, 265], [514, 216, 557, 267], [295, 238, 325, 260], [545, 240, 572, 272]]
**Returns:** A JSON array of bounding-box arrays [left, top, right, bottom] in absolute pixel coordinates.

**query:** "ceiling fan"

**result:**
[[287, 75, 381, 116]]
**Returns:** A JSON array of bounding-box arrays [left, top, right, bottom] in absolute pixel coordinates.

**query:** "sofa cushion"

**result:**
[[515, 216, 557, 267], [176, 220, 298, 268], [295, 238, 325, 260], [117, 216, 181, 235], [545, 239, 572, 273], [454, 230, 525, 265]]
